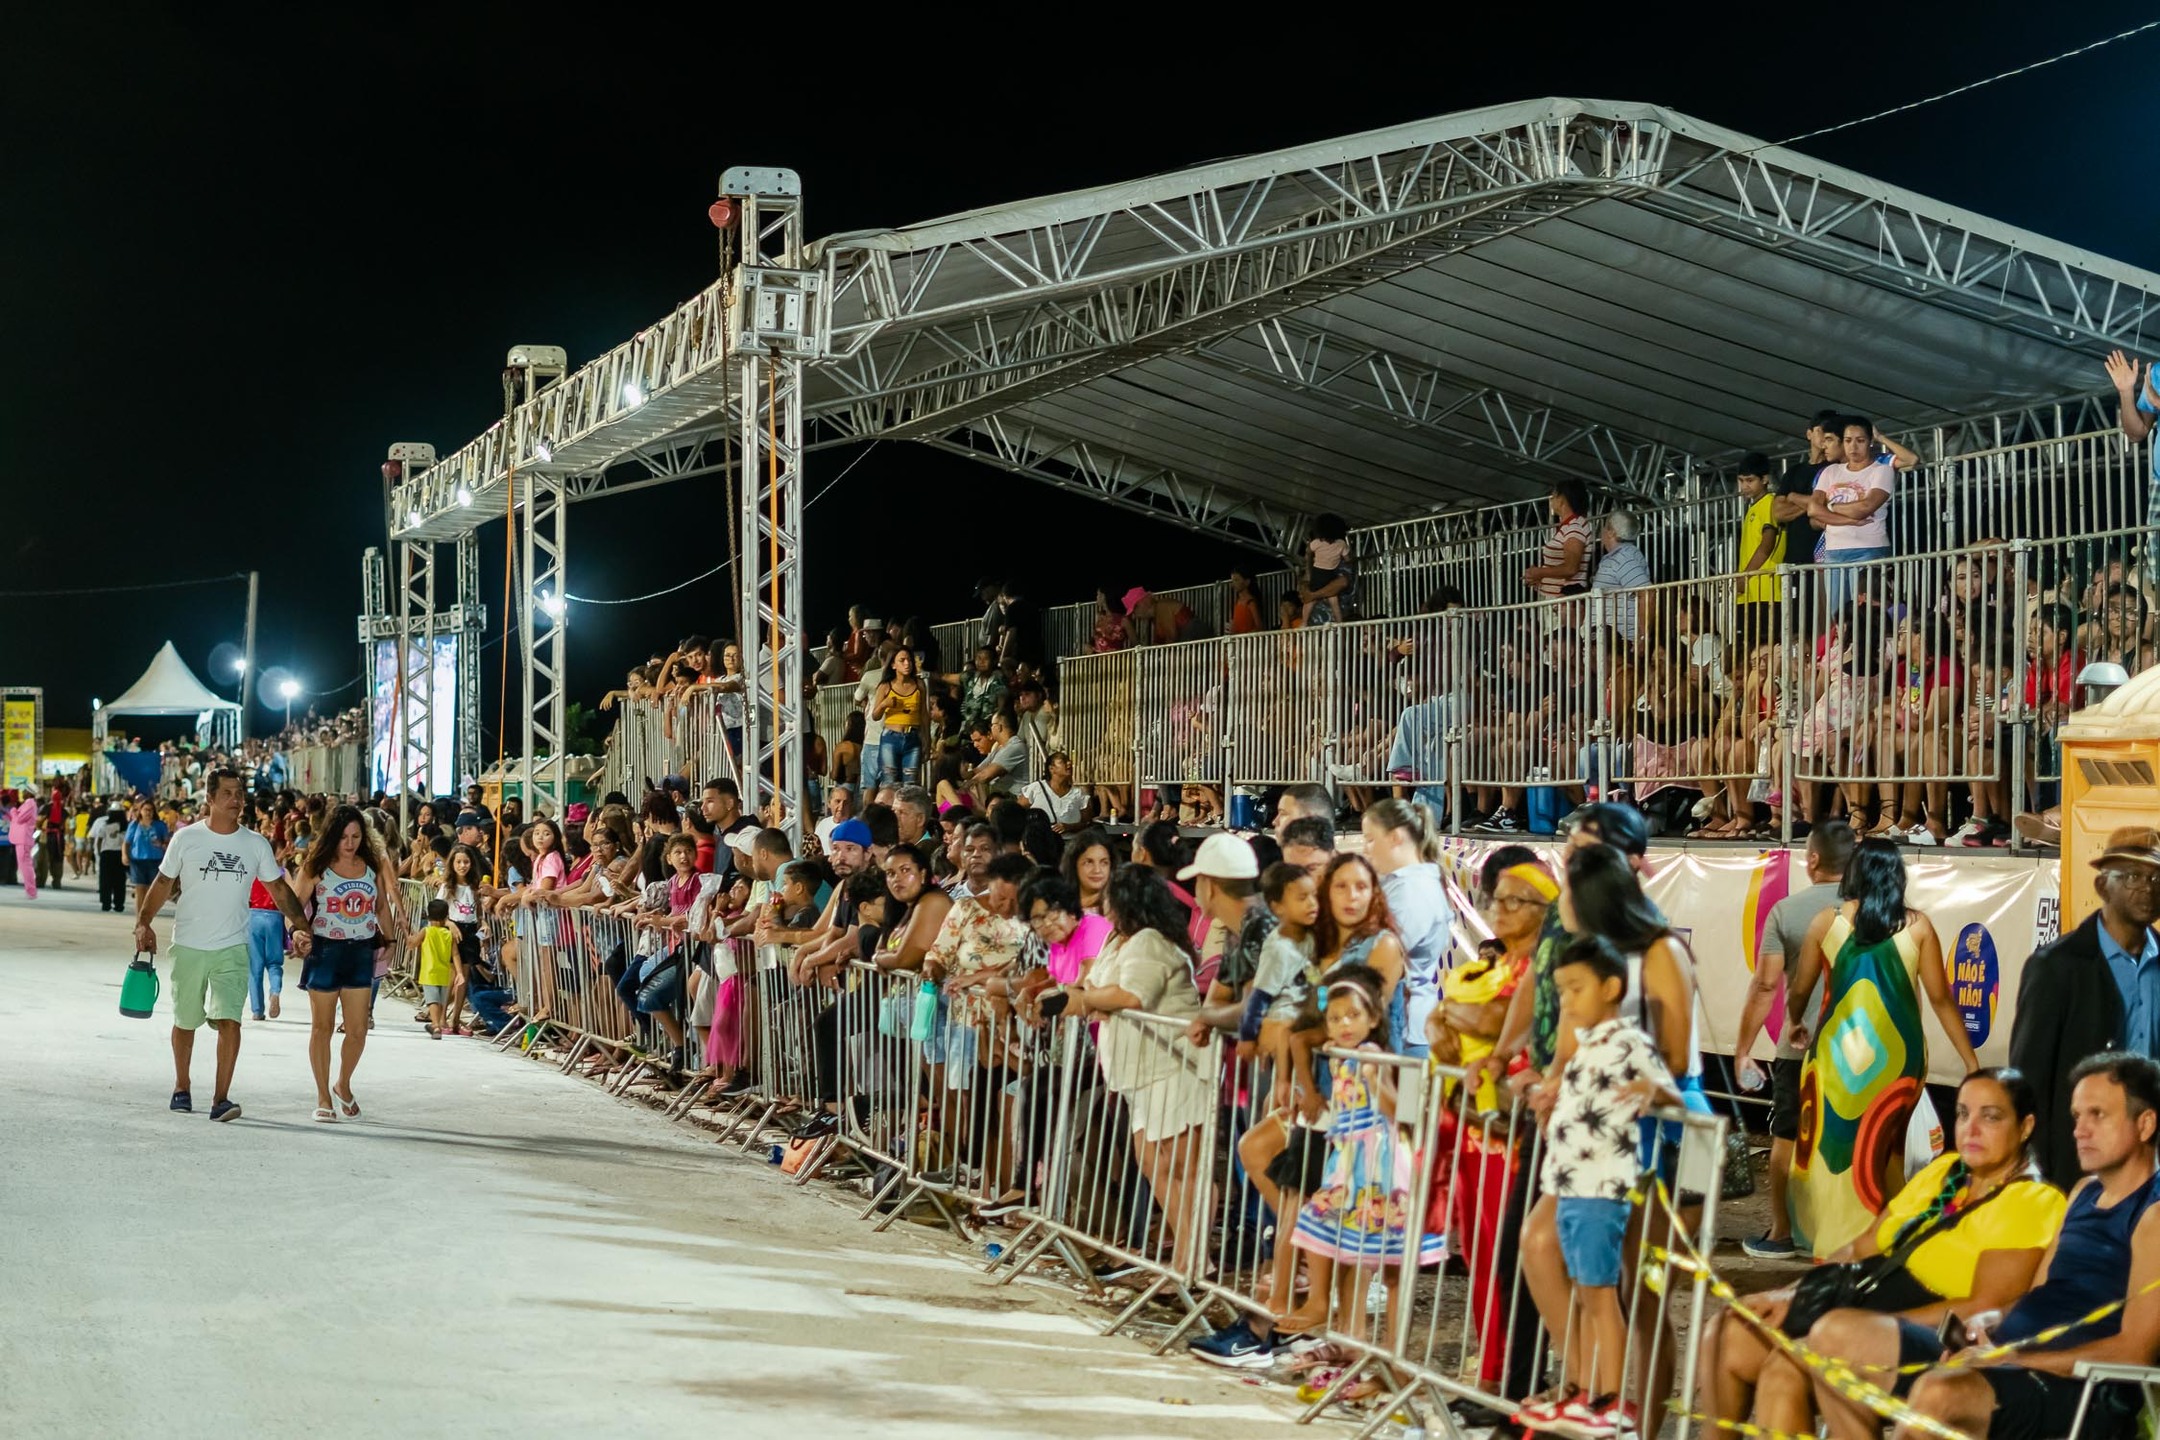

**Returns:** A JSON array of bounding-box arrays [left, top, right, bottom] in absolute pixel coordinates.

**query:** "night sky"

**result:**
[[9, 8, 2159, 751]]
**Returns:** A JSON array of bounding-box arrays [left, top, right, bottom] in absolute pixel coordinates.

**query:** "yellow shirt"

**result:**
[[1872, 1155, 2064, 1299], [1737, 492, 1784, 604], [418, 926, 458, 988]]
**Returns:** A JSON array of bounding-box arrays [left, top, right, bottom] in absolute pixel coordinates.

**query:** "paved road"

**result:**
[[0, 883, 1295, 1439]]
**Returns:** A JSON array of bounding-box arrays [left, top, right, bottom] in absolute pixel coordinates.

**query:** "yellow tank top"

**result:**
[[882, 681, 923, 729]]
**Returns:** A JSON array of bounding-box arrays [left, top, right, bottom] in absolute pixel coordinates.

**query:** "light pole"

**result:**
[[278, 678, 302, 731]]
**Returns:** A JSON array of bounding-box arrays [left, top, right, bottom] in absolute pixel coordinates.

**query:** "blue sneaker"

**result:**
[[209, 1099, 242, 1123], [1187, 1318, 1279, 1369], [1741, 1232, 1799, 1260], [170, 1090, 192, 1113]]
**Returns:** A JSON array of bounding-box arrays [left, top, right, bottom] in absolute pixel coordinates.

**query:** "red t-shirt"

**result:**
[[694, 831, 717, 875], [2026, 650, 2077, 709]]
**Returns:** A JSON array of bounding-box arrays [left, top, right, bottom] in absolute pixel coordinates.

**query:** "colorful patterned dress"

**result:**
[[1791, 910, 1928, 1258], [1293, 1044, 1447, 1266]]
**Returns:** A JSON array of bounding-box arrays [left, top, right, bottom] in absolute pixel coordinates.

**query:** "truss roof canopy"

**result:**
[[390, 96, 2160, 551]]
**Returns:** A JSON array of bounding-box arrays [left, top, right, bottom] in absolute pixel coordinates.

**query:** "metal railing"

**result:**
[[988, 424, 2153, 661], [1055, 529, 2157, 835]]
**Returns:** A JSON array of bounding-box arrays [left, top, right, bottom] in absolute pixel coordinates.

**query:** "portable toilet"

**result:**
[[2057, 664, 2160, 932]]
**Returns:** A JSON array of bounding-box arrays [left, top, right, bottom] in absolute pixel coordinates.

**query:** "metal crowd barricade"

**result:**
[[1259, 1054, 1729, 1440], [995, 1010, 1223, 1345], [375, 879, 430, 1001], [830, 961, 926, 1214], [715, 942, 822, 1150], [1454, 591, 1596, 799], [1134, 639, 1225, 798], [1057, 649, 1137, 790], [667, 936, 758, 1119], [1784, 544, 2027, 811], [1223, 625, 1332, 785]]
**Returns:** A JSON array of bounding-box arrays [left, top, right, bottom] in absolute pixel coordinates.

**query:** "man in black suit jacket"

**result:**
[[2011, 826, 2160, 1186]]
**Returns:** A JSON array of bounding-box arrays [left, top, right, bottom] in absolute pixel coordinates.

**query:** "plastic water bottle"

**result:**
[[768, 1144, 784, 1165], [984, 1243, 1004, 1261]]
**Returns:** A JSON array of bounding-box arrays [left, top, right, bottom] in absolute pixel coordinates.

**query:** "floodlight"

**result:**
[[456, 485, 473, 507]]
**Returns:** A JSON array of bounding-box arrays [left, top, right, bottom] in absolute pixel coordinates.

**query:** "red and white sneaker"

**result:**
[[1536, 1394, 1635, 1439], [1510, 1389, 1582, 1432]]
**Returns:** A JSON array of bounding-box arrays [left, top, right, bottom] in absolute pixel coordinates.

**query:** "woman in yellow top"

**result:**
[[1425, 859, 1550, 1392], [1701, 1067, 2063, 1439], [870, 647, 928, 786]]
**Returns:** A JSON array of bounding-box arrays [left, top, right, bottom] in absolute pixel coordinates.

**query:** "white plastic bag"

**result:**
[[1906, 1091, 1944, 1177]]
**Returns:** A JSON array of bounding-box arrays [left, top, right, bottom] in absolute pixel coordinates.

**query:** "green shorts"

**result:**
[[170, 944, 249, 1030]]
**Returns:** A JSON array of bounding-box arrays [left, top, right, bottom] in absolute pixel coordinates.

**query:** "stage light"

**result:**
[[535, 436, 554, 462], [278, 678, 302, 700], [623, 381, 645, 408], [405, 507, 422, 529], [232, 658, 247, 675], [456, 485, 473, 507], [538, 589, 566, 621]]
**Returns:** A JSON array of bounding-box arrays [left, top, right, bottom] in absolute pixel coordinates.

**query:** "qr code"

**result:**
[[2034, 895, 2060, 949]]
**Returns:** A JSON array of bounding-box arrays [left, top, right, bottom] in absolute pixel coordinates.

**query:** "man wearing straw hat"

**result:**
[[2011, 826, 2160, 1187]]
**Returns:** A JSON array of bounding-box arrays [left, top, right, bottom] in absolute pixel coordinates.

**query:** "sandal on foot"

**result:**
[[333, 1089, 360, 1119], [313, 1106, 338, 1123]]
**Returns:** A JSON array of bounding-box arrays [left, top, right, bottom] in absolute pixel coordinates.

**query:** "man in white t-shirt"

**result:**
[[1808, 416, 1917, 615], [815, 785, 854, 850], [134, 769, 310, 1122]]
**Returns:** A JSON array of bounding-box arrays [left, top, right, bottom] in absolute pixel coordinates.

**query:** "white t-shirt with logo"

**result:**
[[157, 824, 283, 952], [1812, 459, 1895, 552]]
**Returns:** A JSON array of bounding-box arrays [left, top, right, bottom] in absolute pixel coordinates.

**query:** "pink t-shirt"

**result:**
[[1046, 912, 1113, 985], [533, 851, 566, 886]]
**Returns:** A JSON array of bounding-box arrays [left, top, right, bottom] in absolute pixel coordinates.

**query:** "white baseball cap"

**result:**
[[1177, 832, 1259, 883]]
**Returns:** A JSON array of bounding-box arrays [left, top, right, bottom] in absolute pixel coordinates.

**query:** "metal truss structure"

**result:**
[[366, 97, 2160, 816], [729, 168, 820, 846], [521, 469, 569, 820]]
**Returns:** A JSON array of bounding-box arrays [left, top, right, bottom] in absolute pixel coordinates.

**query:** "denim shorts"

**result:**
[[940, 1021, 979, 1089], [129, 857, 160, 887], [302, 936, 378, 992], [1555, 1196, 1631, 1288]]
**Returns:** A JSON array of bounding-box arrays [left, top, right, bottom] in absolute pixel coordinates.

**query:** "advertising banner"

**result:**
[[3, 700, 35, 792], [1435, 837, 2052, 1085]]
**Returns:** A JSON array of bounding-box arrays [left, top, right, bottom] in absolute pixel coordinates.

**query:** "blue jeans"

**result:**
[[246, 909, 286, 1017], [467, 986, 517, 1035], [880, 730, 923, 786], [1821, 545, 1891, 617]]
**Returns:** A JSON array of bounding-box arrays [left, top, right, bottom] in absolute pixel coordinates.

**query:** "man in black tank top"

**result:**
[[1896, 1054, 2160, 1440]]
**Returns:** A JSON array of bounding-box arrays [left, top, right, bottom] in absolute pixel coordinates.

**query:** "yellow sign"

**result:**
[[2, 700, 34, 792]]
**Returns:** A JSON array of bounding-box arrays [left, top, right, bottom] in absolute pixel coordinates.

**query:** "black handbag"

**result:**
[[1780, 1161, 2016, 1337]]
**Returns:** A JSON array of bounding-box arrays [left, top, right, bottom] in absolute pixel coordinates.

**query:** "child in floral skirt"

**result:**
[[1276, 963, 1444, 1344]]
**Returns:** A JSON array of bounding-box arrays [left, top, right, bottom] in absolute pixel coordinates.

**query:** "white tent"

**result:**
[[93, 643, 243, 788]]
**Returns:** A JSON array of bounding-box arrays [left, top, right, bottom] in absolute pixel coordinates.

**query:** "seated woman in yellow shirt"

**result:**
[[1702, 1067, 2064, 1439]]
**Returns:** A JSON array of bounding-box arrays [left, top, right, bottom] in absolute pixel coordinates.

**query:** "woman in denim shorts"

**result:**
[[289, 805, 401, 1124]]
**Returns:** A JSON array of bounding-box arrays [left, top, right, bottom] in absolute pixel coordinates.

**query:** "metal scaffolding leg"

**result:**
[[359, 547, 388, 790], [726, 167, 821, 848], [521, 472, 569, 819], [456, 534, 484, 792], [396, 539, 438, 825]]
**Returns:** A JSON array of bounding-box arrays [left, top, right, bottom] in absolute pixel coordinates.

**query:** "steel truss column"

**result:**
[[455, 535, 484, 791], [522, 473, 569, 820], [396, 539, 438, 824], [359, 547, 388, 788], [725, 166, 823, 847]]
